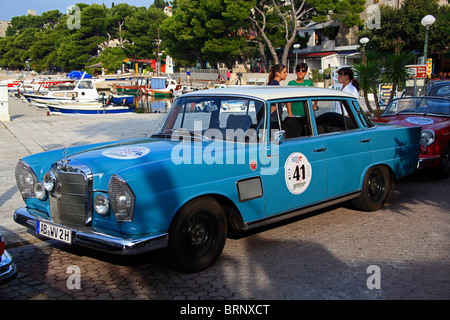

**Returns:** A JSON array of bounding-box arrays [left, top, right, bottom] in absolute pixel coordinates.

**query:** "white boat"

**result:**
[[98, 72, 134, 81], [145, 76, 180, 97], [22, 79, 134, 106], [1, 78, 74, 95], [45, 101, 133, 115], [172, 85, 200, 97], [23, 79, 99, 103]]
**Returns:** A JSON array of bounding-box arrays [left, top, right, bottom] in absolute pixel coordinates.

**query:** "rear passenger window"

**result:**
[[270, 100, 312, 139], [314, 99, 359, 134]]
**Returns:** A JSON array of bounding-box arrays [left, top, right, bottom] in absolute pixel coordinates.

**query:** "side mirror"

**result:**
[[273, 130, 286, 143]]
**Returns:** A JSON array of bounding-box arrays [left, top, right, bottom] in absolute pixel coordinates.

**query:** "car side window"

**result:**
[[269, 100, 312, 140], [353, 101, 374, 128], [313, 99, 359, 134]]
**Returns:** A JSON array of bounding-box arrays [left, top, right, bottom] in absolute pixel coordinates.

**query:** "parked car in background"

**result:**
[[372, 96, 450, 178], [427, 80, 450, 98], [14, 87, 421, 273], [0, 233, 17, 285]]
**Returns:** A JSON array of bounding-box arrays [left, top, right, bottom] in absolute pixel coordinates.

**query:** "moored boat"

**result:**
[[145, 76, 180, 97], [113, 77, 151, 95], [22, 78, 134, 106], [46, 102, 133, 115]]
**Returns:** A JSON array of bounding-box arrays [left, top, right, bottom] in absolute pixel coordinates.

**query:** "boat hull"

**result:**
[[47, 104, 133, 115]]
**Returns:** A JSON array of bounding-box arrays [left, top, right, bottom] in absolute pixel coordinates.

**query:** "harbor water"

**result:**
[[131, 95, 172, 114]]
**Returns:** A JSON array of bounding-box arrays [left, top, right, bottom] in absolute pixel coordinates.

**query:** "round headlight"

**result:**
[[34, 182, 47, 200], [94, 194, 110, 215], [43, 171, 57, 191], [419, 129, 435, 147]]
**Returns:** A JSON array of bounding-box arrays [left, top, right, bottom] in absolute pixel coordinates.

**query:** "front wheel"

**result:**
[[352, 166, 392, 211], [164, 197, 227, 273], [433, 143, 450, 179]]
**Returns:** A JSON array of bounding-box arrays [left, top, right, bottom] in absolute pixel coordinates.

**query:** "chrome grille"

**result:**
[[48, 159, 93, 227]]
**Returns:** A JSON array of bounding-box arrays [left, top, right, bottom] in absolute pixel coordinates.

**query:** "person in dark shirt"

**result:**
[[267, 63, 292, 121], [267, 63, 287, 85]]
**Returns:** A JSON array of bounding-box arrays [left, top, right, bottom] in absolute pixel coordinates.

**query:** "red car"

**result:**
[[372, 97, 450, 178], [0, 233, 17, 285]]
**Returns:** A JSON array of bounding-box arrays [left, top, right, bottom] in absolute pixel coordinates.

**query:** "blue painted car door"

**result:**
[[261, 136, 328, 216], [312, 98, 372, 198], [261, 101, 328, 216]]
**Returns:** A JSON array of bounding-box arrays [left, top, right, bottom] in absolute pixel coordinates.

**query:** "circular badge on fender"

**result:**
[[406, 117, 434, 125], [285, 152, 312, 195]]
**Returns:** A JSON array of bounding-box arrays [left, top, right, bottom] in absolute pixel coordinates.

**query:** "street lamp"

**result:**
[[359, 37, 369, 65], [293, 44, 300, 70], [421, 15, 436, 62]]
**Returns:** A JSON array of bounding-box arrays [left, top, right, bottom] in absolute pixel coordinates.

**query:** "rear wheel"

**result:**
[[352, 166, 391, 211], [164, 197, 227, 273]]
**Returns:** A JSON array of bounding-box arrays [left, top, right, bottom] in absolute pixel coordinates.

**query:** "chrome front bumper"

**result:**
[[417, 155, 441, 170], [14, 207, 168, 255]]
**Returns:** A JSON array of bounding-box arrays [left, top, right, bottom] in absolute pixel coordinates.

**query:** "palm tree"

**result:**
[[354, 50, 382, 113], [382, 52, 413, 103]]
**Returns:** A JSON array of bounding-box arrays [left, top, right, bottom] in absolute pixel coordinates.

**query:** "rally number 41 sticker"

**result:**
[[285, 152, 312, 195]]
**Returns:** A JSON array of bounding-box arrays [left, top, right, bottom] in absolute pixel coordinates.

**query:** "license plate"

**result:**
[[36, 220, 73, 244]]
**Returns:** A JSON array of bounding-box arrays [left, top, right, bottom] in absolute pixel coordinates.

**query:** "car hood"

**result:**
[[374, 114, 450, 130], [22, 138, 181, 188], [68, 138, 184, 188]]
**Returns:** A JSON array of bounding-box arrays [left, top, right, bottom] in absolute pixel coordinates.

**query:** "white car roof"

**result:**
[[182, 86, 355, 101]]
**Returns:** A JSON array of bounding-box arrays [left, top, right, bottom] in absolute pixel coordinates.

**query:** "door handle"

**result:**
[[313, 147, 327, 152], [360, 138, 371, 143]]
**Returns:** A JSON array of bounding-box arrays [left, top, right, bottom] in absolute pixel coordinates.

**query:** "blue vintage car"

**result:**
[[14, 87, 421, 272]]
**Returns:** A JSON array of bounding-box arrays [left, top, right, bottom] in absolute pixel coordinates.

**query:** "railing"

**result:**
[[185, 69, 221, 74]]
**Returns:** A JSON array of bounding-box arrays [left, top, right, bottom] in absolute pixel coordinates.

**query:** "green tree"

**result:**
[[103, 3, 135, 49], [354, 50, 382, 113], [86, 46, 127, 74], [5, 10, 61, 36], [123, 6, 167, 59], [57, 4, 109, 70], [162, 0, 255, 68], [250, 0, 365, 65], [161, 0, 211, 68], [359, 0, 449, 56], [382, 51, 413, 103]]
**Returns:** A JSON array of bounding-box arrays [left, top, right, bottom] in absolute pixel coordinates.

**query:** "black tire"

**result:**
[[433, 143, 450, 179], [352, 166, 391, 212], [164, 197, 227, 273]]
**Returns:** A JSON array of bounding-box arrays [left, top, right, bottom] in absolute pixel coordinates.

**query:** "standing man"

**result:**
[[186, 69, 192, 85], [288, 63, 313, 87], [288, 63, 314, 116]]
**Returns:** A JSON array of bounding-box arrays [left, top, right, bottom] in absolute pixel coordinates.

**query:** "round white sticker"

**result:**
[[406, 117, 434, 125], [285, 152, 312, 195], [102, 146, 150, 160]]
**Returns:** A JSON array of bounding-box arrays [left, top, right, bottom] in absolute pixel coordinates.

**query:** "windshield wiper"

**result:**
[[151, 128, 174, 138]]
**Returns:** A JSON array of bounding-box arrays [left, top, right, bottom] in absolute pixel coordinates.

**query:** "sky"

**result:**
[[0, 0, 154, 21]]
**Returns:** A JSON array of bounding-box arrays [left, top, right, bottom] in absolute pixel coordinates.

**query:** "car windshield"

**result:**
[[153, 95, 265, 142], [382, 97, 450, 116]]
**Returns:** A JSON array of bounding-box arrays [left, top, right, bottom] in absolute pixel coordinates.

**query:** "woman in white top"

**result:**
[[334, 67, 360, 114]]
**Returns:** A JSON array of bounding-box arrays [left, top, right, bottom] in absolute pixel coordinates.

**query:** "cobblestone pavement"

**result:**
[[0, 98, 449, 301]]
